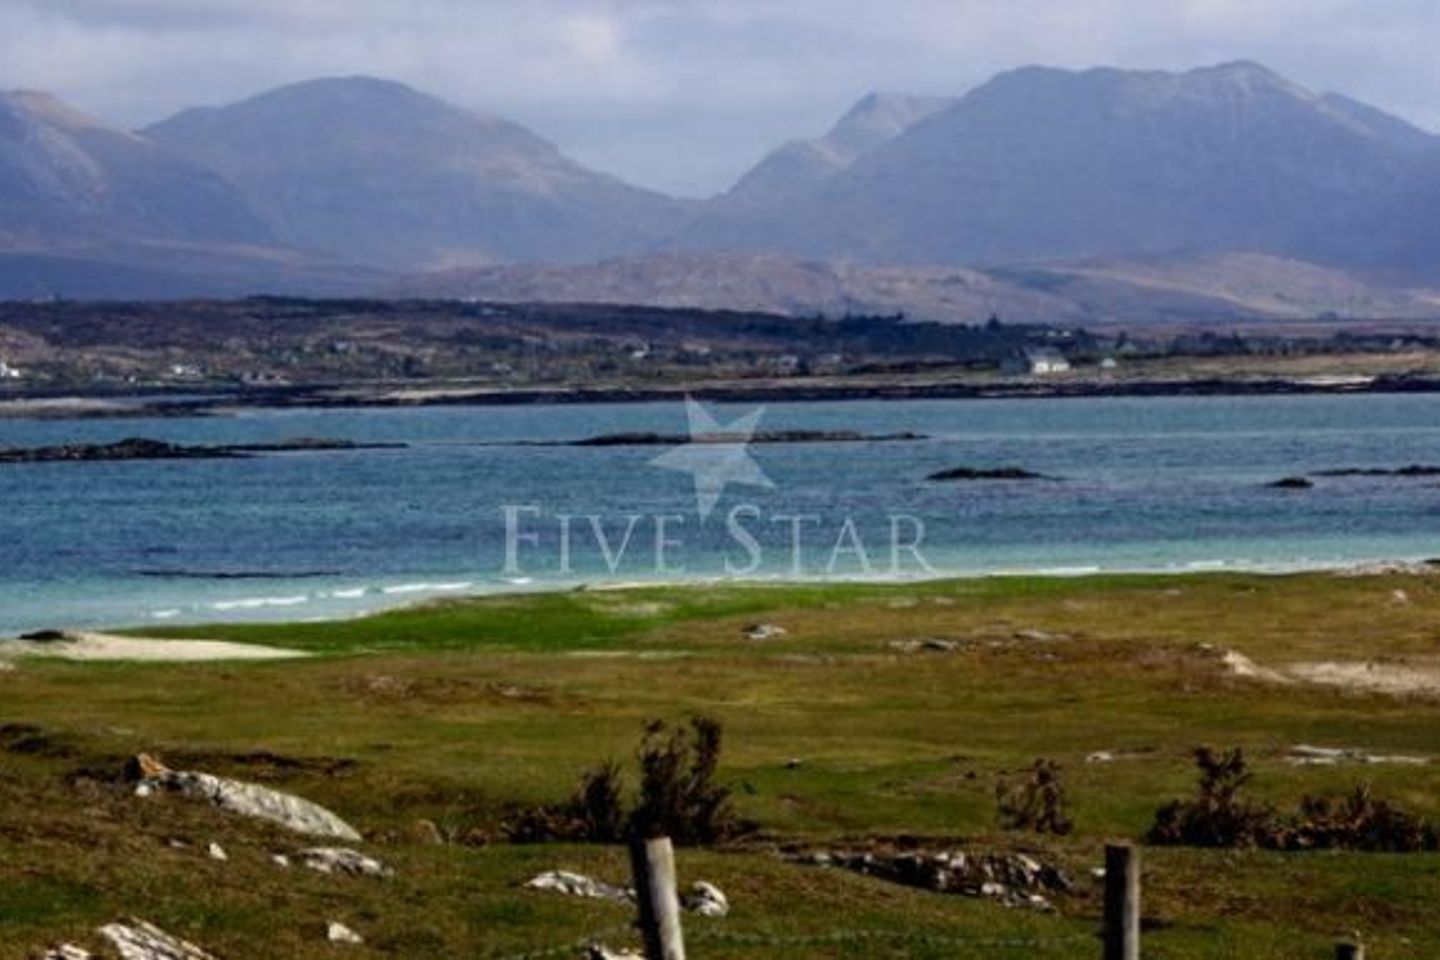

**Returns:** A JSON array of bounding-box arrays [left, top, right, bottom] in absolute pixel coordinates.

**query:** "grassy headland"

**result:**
[[4, 572, 1440, 957]]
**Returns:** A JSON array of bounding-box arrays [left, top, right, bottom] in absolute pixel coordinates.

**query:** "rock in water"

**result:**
[[127, 753, 361, 841], [683, 881, 730, 917], [99, 919, 218, 960]]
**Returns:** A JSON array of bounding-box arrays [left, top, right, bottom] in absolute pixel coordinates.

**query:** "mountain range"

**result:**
[[2, 62, 1440, 321]]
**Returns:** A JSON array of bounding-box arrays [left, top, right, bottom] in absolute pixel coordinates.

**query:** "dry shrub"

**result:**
[[1148, 747, 1277, 847], [1148, 747, 1437, 852], [631, 716, 742, 844], [505, 716, 750, 846], [996, 759, 1073, 836]]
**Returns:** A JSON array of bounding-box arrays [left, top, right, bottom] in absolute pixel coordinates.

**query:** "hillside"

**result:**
[[144, 77, 692, 271]]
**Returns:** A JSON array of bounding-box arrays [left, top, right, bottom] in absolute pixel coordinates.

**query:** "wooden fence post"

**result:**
[[630, 835, 686, 960], [1103, 843, 1140, 960], [1335, 943, 1364, 960]]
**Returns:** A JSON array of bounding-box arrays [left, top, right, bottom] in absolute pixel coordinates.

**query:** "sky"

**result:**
[[1, 0, 1438, 197]]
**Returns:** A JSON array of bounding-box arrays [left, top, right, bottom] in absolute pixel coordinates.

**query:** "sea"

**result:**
[[2, 393, 1438, 635]]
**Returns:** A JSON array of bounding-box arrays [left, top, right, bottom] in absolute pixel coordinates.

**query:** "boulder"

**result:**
[[98, 919, 218, 960], [39, 946, 94, 960], [682, 881, 730, 918], [326, 922, 364, 945], [586, 947, 643, 960], [800, 848, 1070, 910], [127, 754, 361, 841], [742, 623, 787, 641], [524, 870, 633, 904], [298, 847, 393, 878]]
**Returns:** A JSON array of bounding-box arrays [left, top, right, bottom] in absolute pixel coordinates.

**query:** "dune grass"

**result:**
[[5, 571, 1440, 957]]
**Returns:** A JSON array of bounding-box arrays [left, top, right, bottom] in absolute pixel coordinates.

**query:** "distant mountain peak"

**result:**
[[2, 89, 119, 134], [144, 76, 686, 269], [717, 90, 955, 208]]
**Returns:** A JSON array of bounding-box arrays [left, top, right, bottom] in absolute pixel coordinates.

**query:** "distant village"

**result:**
[[0, 297, 1436, 393]]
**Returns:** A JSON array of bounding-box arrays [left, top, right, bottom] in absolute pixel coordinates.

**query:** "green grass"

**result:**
[[6, 571, 1440, 957]]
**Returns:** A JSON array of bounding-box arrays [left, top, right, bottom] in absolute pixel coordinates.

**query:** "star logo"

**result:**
[[650, 397, 774, 520]]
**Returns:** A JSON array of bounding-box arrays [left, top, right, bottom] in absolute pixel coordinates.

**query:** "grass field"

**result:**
[[5, 572, 1440, 958]]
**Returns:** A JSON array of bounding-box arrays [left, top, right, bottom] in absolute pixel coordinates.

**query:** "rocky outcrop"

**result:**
[[127, 753, 361, 841], [0, 437, 403, 465], [1314, 464, 1440, 477], [524, 870, 633, 904], [927, 466, 1055, 482], [562, 430, 926, 447], [99, 919, 218, 960], [798, 848, 1071, 910], [298, 847, 393, 878], [524, 871, 730, 917]]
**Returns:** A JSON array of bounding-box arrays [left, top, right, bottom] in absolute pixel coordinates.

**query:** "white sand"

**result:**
[[0, 631, 307, 663]]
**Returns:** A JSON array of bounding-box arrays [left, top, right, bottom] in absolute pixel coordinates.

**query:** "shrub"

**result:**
[[1148, 747, 1436, 852], [630, 716, 744, 844], [996, 759, 1073, 836], [503, 761, 626, 844], [1147, 747, 1277, 848], [505, 716, 750, 846]]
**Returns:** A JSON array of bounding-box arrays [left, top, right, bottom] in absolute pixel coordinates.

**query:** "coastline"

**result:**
[[0, 370, 1434, 420], [11, 553, 1437, 641]]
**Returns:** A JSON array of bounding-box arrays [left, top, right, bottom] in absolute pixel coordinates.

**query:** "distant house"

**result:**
[[1001, 347, 1071, 377], [0, 360, 23, 380]]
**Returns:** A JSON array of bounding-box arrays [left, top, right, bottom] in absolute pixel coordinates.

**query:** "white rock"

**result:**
[[586, 947, 643, 960], [99, 919, 218, 960], [742, 623, 787, 641], [40, 946, 94, 960], [206, 842, 227, 861], [299, 847, 393, 878], [132, 755, 361, 841], [683, 881, 729, 917], [1085, 751, 1116, 764], [524, 870, 633, 903], [272, 854, 291, 868], [326, 922, 363, 945]]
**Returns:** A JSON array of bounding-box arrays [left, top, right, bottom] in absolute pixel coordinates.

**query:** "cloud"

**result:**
[[0, 0, 1437, 196]]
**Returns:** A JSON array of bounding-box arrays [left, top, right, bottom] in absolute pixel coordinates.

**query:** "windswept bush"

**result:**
[[1148, 747, 1437, 852], [1147, 747, 1278, 848], [504, 716, 751, 846], [631, 716, 743, 844], [996, 759, 1073, 836], [504, 761, 626, 844]]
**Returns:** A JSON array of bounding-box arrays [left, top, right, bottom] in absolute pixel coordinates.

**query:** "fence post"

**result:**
[[630, 835, 686, 960], [1103, 843, 1140, 960], [1336, 943, 1364, 960]]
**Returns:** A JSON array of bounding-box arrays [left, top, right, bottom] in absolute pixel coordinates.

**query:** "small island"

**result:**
[[0, 437, 406, 465], [926, 466, 1057, 481]]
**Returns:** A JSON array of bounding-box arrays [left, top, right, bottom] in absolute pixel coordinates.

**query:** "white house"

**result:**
[[0, 360, 23, 380], [1001, 347, 1071, 377]]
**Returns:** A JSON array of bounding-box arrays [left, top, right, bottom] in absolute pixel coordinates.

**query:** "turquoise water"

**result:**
[[2, 394, 1439, 634]]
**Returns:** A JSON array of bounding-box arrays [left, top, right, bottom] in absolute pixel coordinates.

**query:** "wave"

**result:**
[[381, 581, 474, 595], [211, 595, 311, 611]]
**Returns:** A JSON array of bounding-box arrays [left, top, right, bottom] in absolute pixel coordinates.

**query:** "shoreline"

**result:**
[[9, 554, 1436, 642], [1, 371, 1436, 420]]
